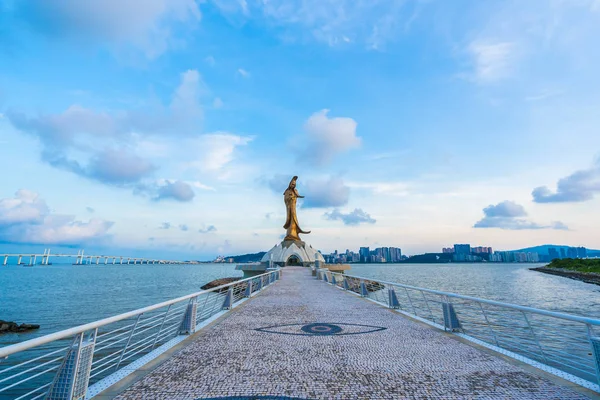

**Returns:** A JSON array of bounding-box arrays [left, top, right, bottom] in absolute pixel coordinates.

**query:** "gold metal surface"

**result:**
[[283, 176, 311, 241]]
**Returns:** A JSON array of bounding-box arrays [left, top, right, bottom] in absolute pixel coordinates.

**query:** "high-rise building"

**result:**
[[560, 248, 566, 259], [442, 247, 454, 253], [577, 247, 587, 259], [389, 247, 402, 262], [454, 244, 471, 255], [548, 248, 559, 260], [359, 247, 370, 263], [567, 247, 578, 259]]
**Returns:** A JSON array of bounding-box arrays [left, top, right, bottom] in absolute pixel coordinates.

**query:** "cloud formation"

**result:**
[[198, 225, 217, 233], [16, 0, 202, 58], [324, 208, 376, 226], [302, 176, 351, 208], [7, 70, 211, 199], [473, 201, 568, 230], [193, 133, 253, 171], [211, 0, 417, 49], [179, 224, 189, 231], [298, 109, 361, 166], [532, 159, 600, 203], [0, 190, 114, 245], [468, 41, 515, 83], [155, 180, 195, 202], [159, 222, 171, 229]]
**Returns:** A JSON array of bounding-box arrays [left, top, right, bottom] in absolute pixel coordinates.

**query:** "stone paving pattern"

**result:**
[[115, 267, 589, 400]]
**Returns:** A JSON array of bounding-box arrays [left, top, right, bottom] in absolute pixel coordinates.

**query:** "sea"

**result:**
[[1, 262, 599, 347]]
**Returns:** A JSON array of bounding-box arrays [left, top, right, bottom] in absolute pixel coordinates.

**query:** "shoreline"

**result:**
[[529, 267, 600, 286]]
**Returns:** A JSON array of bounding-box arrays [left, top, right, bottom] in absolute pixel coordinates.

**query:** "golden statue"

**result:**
[[283, 176, 311, 241]]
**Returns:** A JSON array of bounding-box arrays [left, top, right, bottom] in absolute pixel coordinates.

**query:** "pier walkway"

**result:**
[[109, 267, 590, 399]]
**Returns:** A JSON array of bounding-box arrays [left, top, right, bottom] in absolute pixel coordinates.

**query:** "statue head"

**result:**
[[286, 176, 298, 191]]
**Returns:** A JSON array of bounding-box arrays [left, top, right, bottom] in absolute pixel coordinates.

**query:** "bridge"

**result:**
[[1, 249, 200, 266], [0, 267, 599, 399]]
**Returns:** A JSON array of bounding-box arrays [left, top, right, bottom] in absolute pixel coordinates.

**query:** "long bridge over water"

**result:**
[[1, 249, 200, 266], [1, 266, 599, 399]]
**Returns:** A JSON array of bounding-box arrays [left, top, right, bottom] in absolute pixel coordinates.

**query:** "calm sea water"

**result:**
[[0, 262, 243, 347], [1, 262, 599, 347]]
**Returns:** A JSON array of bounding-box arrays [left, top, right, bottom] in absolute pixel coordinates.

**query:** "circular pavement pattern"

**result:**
[[300, 323, 343, 335]]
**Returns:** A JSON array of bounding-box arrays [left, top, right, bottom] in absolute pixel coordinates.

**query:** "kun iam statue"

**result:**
[[283, 176, 311, 242]]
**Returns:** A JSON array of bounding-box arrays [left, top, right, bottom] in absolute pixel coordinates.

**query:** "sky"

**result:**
[[1, 0, 600, 260]]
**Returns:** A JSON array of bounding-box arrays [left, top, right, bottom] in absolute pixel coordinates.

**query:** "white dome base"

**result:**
[[261, 240, 325, 267]]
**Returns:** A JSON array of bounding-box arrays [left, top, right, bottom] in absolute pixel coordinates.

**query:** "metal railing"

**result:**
[[0, 270, 280, 399], [316, 269, 600, 392]]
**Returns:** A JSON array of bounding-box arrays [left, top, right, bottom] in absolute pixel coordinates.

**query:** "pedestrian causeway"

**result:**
[[113, 267, 591, 400]]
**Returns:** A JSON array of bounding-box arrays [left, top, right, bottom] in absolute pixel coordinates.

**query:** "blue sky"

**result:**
[[1, 0, 600, 259]]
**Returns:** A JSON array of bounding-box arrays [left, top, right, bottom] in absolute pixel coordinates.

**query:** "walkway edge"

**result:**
[[87, 283, 277, 399]]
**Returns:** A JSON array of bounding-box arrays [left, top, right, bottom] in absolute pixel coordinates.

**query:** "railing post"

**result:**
[[521, 311, 548, 363], [256, 276, 263, 291], [151, 305, 172, 349], [343, 277, 349, 290], [245, 280, 253, 297], [388, 288, 400, 309], [587, 325, 600, 386], [442, 298, 461, 332], [180, 297, 198, 334], [331, 273, 337, 286], [360, 280, 368, 297], [222, 288, 234, 310], [46, 330, 97, 400]]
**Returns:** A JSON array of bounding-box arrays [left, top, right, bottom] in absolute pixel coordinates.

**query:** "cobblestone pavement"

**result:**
[[115, 267, 590, 400]]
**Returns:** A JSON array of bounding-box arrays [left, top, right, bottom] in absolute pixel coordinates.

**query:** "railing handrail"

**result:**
[[340, 272, 600, 326], [0, 271, 274, 358]]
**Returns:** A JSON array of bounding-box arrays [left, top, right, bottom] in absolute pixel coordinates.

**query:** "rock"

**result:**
[[201, 277, 243, 291], [0, 320, 40, 334]]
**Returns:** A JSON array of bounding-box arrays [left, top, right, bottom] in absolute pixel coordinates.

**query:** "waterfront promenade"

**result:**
[[106, 267, 592, 399]]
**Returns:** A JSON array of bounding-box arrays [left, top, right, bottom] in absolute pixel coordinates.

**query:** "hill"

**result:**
[[225, 252, 266, 263], [512, 244, 600, 256]]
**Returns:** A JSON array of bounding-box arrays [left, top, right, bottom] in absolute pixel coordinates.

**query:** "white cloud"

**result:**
[[188, 133, 253, 172], [0, 189, 48, 225], [324, 208, 376, 225], [19, 0, 201, 59], [211, 0, 416, 49], [237, 68, 250, 78], [302, 176, 350, 208], [473, 200, 568, 230], [298, 109, 361, 166], [0, 190, 114, 245], [468, 41, 515, 83], [155, 180, 195, 202], [7, 70, 207, 195]]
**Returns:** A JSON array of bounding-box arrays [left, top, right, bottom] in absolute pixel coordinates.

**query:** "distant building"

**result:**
[[548, 248, 559, 260], [442, 247, 454, 253], [454, 244, 471, 255], [452, 244, 471, 261], [577, 247, 587, 258], [567, 247, 578, 259], [359, 247, 370, 263], [560, 248, 566, 259]]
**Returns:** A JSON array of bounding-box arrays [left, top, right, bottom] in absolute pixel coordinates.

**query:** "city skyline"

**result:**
[[1, 1, 600, 259]]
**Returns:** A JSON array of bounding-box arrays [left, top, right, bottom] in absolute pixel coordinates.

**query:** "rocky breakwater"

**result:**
[[0, 320, 40, 334], [530, 267, 600, 286], [530, 258, 600, 286]]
